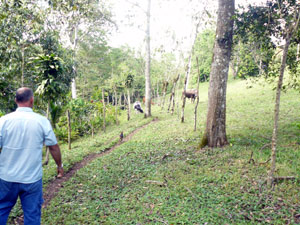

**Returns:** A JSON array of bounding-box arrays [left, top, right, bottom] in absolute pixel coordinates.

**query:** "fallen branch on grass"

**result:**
[[162, 153, 173, 161], [259, 158, 271, 165], [273, 176, 296, 183], [260, 143, 271, 151], [248, 151, 255, 164]]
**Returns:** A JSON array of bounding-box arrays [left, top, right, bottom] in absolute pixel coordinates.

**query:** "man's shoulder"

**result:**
[[0, 111, 15, 121], [30, 111, 50, 123]]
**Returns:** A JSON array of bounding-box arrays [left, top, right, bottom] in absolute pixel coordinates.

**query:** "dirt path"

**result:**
[[15, 118, 157, 224]]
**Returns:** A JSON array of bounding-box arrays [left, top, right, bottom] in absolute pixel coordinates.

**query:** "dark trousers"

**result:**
[[0, 178, 43, 225]]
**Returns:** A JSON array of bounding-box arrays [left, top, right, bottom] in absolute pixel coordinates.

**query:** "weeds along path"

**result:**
[[42, 118, 158, 208]]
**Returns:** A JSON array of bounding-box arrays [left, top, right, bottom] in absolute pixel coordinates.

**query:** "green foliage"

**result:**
[[33, 53, 73, 105], [0, 0, 44, 111], [151, 52, 178, 95], [192, 29, 215, 82], [54, 97, 117, 142], [234, 0, 300, 87], [49, 102, 64, 129], [236, 44, 259, 78], [57, 98, 96, 139]]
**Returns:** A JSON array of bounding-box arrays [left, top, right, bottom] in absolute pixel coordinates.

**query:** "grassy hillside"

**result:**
[[40, 79, 300, 224]]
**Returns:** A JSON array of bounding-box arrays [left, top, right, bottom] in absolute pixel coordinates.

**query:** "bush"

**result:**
[[54, 98, 118, 143]]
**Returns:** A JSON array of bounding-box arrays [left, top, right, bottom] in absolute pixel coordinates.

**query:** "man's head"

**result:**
[[15, 87, 34, 108]]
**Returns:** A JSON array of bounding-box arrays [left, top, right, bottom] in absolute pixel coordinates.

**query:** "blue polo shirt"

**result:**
[[0, 107, 57, 183]]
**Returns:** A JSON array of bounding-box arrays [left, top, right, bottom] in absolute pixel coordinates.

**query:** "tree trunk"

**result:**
[[144, 0, 152, 118], [180, 75, 188, 127], [267, 39, 291, 186], [71, 26, 78, 99], [127, 89, 131, 121], [114, 87, 119, 125], [168, 74, 180, 113], [102, 88, 106, 132], [156, 83, 161, 106], [181, 22, 200, 123], [297, 43, 299, 61], [267, 13, 300, 186], [167, 88, 173, 113], [175, 74, 182, 117], [67, 110, 71, 150], [171, 75, 181, 115], [21, 44, 25, 86], [194, 57, 201, 131], [161, 81, 168, 110], [200, 0, 234, 148]]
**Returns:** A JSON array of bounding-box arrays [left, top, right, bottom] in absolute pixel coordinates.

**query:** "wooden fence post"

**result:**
[[67, 110, 71, 150]]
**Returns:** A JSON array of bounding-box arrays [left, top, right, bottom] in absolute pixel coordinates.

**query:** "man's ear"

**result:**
[[29, 97, 34, 107]]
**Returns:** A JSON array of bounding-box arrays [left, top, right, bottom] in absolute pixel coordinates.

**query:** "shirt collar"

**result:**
[[16, 107, 33, 112]]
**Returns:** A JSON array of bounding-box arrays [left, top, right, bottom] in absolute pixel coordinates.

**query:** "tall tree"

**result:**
[[267, 1, 300, 187], [200, 0, 235, 148], [0, 0, 44, 110], [48, 0, 112, 99], [144, 0, 152, 117], [235, 0, 300, 185], [181, 21, 200, 123]]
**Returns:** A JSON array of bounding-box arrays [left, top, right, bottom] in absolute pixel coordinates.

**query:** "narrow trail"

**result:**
[[15, 118, 158, 224]]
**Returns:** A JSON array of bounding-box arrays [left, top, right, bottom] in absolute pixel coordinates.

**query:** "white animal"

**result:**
[[133, 101, 143, 113]]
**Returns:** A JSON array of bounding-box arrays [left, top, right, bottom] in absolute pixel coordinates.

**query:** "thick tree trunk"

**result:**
[[201, 0, 234, 148], [144, 0, 152, 118]]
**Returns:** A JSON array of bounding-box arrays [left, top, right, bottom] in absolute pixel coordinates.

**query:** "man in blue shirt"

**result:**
[[0, 87, 64, 225]]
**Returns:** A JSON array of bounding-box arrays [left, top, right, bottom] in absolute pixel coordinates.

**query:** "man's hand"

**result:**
[[48, 144, 63, 178], [57, 166, 64, 178]]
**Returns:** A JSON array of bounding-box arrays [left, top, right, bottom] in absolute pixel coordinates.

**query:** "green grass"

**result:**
[[8, 111, 153, 223], [11, 78, 300, 224]]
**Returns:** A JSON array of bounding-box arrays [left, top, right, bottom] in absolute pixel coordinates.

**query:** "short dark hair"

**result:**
[[16, 87, 33, 103]]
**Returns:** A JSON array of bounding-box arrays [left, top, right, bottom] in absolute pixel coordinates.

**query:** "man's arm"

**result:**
[[48, 144, 64, 178]]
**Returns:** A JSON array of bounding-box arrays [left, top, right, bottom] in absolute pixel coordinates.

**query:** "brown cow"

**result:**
[[142, 97, 154, 105], [182, 89, 198, 103]]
